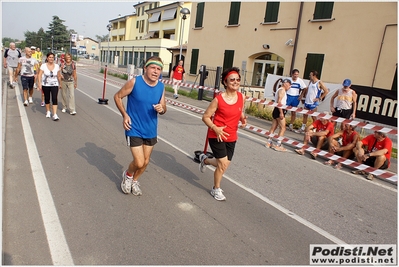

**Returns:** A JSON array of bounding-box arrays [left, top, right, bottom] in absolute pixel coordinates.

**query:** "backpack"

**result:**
[[4, 48, 21, 58]]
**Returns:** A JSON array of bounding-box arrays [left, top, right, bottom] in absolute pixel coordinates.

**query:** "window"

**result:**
[[195, 2, 205, 28], [163, 8, 177, 21], [264, 2, 279, 23], [228, 2, 241, 25], [313, 2, 334, 20], [148, 12, 161, 23], [190, 49, 199, 74], [303, 53, 324, 79], [136, 21, 139, 29], [136, 7, 140, 15], [223, 50, 235, 71], [139, 20, 144, 33]]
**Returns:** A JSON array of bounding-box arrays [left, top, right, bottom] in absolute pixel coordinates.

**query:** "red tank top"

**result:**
[[208, 92, 243, 142]]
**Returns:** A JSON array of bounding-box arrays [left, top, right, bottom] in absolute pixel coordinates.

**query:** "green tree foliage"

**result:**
[[95, 34, 109, 42], [46, 16, 74, 52]]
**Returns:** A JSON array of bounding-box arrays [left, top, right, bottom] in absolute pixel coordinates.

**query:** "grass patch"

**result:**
[[100, 68, 128, 80]]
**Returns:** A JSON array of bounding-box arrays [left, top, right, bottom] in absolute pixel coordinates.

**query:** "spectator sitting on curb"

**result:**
[[352, 131, 392, 181], [324, 122, 359, 170], [294, 112, 334, 159]]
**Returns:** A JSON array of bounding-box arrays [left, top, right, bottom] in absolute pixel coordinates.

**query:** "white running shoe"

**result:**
[[61, 108, 67, 113], [28, 97, 33, 104], [121, 170, 132, 194], [41, 102, 45, 107], [23, 100, 28, 106], [70, 111, 76, 115], [46, 111, 51, 118], [199, 153, 208, 173], [131, 181, 142, 196], [210, 187, 226, 201], [52, 114, 59, 121]]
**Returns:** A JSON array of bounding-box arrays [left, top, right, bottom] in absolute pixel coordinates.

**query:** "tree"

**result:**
[[46, 15, 71, 52], [95, 34, 109, 42]]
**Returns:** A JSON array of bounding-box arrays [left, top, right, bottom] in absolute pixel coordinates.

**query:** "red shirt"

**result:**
[[342, 130, 358, 146], [361, 134, 392, 162], [312, 120, 334, 137], [172, 65, 185, 80], [208, 92, 243, 142]]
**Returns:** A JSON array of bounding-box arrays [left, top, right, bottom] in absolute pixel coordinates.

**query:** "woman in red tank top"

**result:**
[[199, 67, 247, 201]]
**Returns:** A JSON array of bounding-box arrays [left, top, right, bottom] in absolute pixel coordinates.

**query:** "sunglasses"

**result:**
[[50, 71, 53, 77], [228, 78, 241, 82]]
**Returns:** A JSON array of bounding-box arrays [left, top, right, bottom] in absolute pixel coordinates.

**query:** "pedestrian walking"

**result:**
[[170, 59, 185, 99], [199, 67, 247, 201], [37, 52, 62, 121], [60, 53, 78, 115], [3, 42, 21, 89], [15, 47, 39, 106], [114, 56, 167, 196], [265, 78, 291, 151]]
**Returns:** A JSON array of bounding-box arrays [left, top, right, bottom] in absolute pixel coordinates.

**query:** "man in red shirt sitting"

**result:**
[[170, 59, 185, 99], [352, 131, 392, 180], [295, 112, 335, 159]]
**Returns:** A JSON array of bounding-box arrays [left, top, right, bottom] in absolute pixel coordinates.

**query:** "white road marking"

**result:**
[[14, 86, 74, 265]]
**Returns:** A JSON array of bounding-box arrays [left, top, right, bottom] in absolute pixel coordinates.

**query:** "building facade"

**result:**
[[100, 1, 192, 73], [184, 2, 397, 91]]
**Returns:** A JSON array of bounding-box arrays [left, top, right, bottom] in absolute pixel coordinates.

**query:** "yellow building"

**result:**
[[183, 2, 397, 91], [100, 1, 192, 74]]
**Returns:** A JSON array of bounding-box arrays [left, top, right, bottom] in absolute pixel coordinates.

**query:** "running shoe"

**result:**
[[265, 140, 272, 148], [294, 128, 305, 134], [288, 124, 294, 131], [46, 111, 51, 118], [273, 144, 287, 152], [210, 187, 226, 201], [199, 153, 208, 173], [131, 180, 142, 196], [41, 102, 45, 107], [70, 111, 76, 115], [28, 97, 33, 104], [23, 100, 28, 106], [52, 114, 59, 121], [61, 108, 67, 113], [121, 170, 132, 194], [173, 94, 178, 99]]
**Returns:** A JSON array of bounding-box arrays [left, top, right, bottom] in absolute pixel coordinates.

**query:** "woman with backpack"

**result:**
[[60, 53, 78, 115]]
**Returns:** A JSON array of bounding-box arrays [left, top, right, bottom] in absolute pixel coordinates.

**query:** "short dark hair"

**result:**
[[291, 69, 299, 74], [310, 70, 319, 78]]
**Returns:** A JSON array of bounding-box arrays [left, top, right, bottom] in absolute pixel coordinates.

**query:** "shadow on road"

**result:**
[[76, 142, 123, 190], [150, 149, 209, 192]]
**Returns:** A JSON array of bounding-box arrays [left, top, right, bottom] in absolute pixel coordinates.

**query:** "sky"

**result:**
[[2, 0, 139, 41]]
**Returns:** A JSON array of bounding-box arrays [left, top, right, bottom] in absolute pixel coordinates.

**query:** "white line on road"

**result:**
[[15, 86, 74, 265]]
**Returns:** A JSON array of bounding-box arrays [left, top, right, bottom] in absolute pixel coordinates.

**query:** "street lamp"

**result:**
[[40, 37, 43, 52], [179, 7, 190, 60], [51, 36, 54, 52], [106, 23, 112, 66]]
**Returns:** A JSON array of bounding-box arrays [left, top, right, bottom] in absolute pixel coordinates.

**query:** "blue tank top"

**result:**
[[125, 75, 164, 138]]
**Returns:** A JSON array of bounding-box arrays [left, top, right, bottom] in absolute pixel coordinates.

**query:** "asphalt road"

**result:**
[[2, 65, 397, 265]]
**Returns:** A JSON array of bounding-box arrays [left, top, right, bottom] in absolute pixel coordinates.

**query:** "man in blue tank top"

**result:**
[[114, 56, 167, 196]]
